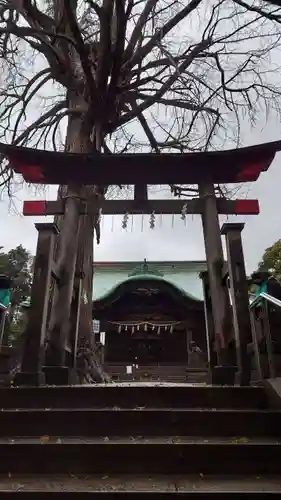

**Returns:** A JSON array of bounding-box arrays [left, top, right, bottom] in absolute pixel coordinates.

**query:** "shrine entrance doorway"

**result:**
[[105, 325, 189, 365]]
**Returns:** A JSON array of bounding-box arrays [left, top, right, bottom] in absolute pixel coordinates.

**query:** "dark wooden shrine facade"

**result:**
[[93, 275, 206, 367]]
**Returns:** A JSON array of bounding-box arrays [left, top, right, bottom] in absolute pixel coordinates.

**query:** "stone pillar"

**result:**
[[221, 223, 252, 385], [199, 181, 236, 385], [249, 309, 263, 380], [261, 302, 276, 379], [102, 322, 108, 365], [186, 327, 192, 369], [200, 271, 216, 379], [14, 223, 59, 386], [44, 272, 83, 386], [0, 310, 6, 345], [70, 274, 83, 370]]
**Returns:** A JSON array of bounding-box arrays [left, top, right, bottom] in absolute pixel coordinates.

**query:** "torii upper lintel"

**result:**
[[0, 140, 280, 185]]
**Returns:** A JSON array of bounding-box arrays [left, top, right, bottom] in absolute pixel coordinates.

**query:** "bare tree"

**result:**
[[0, 0, 281, 378]]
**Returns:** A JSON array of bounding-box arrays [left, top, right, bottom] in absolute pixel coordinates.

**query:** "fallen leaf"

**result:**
[[40, 435, 50, 444], [231, 437, 249, 444]]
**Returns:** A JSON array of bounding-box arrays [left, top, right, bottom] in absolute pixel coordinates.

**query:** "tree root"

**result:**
[[76, 346, 112, 384]]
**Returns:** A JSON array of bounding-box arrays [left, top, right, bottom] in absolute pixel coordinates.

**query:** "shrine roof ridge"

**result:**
[[93, 260, 207, 266], [1, 139, 281, 185], [93, 273, 202, 308], [93, 260, 208, 273]]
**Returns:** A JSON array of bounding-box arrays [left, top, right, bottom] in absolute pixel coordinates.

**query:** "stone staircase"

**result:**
[[105, 363, 208, 383], [0, 383, 280, 496]]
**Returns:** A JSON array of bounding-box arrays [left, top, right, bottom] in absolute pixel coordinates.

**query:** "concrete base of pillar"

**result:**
[[236, 367, 251, 386], [211, 365, 237, 386], [43, 366, 77, 385], [14, 371, 46, 387], [0, 347, 18, 386], [230, 348, 252, 386]]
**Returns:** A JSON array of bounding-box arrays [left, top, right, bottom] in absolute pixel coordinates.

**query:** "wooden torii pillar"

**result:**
[[14, 223, 58, 386], [13, 220, 84, 386], [221, 222, 252, 386], [200, 271, 216, 380], [199, 181, 236, 385]]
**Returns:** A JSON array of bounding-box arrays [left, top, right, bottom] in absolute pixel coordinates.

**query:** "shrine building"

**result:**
[[92, 260, 209, 380]]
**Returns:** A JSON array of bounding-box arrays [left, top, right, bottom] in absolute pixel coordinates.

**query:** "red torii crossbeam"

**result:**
[[22, 198, 260, 216], [1, 140, 281, 185]]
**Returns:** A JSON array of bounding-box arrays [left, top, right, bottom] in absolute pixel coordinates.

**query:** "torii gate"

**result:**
[[1, 140, 280, 386]]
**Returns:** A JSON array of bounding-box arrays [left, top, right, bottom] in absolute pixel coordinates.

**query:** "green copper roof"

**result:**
[[94, 272, 201, 306]]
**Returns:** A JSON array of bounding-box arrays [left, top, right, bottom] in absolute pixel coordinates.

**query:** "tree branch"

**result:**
[[116, 37, 212, 129], [233, 0, 281, 22], [135, 93, 220, 116], [124, 0, 204, 70], [124, 0, 158, 62], [63, 1, 97, 101], [12, 100, 67, 146]]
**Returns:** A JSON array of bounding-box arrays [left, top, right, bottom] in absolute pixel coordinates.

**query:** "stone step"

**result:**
[[0, 493, 279, 498], [111, 375, 207, 383], [0, 408, 280, 437], [106, 365, 208, 382], [0, 437, 280, 474], [105, 364, 192, 370], [0, 473, 280, 496], [1, 385, 267, 410]]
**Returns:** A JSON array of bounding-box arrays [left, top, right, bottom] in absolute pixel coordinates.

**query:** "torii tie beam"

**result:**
[[22, 199, 260, 217]]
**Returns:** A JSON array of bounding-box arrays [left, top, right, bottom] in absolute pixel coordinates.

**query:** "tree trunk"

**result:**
[[75, 203, 110, 383], [47, 92, 109, 382]]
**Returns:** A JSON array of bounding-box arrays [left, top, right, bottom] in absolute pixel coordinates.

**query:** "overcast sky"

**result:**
[[0, 114, 280, 274]]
